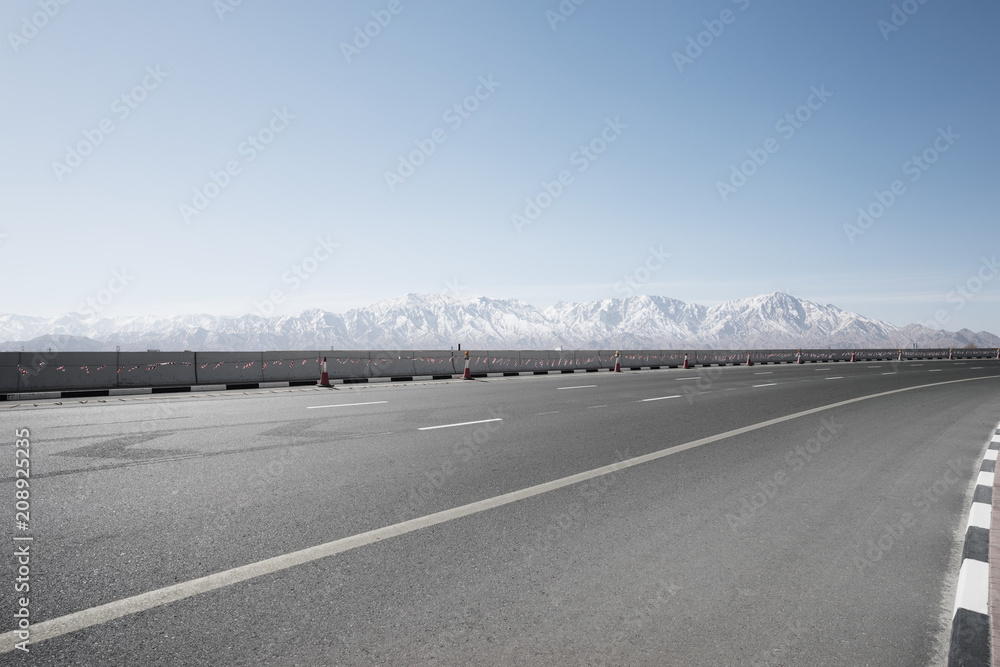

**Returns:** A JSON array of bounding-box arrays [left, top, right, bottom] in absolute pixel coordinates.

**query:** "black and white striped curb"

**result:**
[[948, 422, 1000, 667]]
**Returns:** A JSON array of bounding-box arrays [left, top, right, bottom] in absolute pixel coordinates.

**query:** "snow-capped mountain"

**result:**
[[0, 293, 997, 352]]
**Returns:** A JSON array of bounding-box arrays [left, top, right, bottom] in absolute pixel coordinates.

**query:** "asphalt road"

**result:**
[[2, 358, 999, 665]]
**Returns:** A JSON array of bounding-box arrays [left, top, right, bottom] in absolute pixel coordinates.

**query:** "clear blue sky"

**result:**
[[2, 0, 998, 333]]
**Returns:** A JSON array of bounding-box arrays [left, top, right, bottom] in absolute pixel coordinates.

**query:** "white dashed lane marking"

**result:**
[[557, 385, 597, 390], [640, 395, 681, 402], [307, 401, 388, 409], [753, 383, 778, 388], [418, 418, 503, 431]]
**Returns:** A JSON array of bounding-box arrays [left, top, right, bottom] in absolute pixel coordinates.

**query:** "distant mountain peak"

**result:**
[[0, 293, 997, 352]]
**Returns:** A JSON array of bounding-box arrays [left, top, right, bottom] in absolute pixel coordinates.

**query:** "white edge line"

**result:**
[[2, 373, 999, 653], [307, 401, 387, 409], [417, 418, 503, 431]]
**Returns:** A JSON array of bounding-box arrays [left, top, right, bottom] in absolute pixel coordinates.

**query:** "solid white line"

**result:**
[[954, 559, 989, 615], [753, 383, 777, 388], [641, 395, 681, 402], [307, 401, 387, 409], [557, 385, 597, 390], [968, 503, 992, 530], [3, 373, 999, 653], [418, 418, 503, 431]]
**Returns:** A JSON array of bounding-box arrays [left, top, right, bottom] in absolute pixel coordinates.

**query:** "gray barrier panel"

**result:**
[[17, 351, 118, 392], [0, 353, 19, 393], [369, 351, 417, 378], [116, 352, 197, 387], [262, 351, 322, 382], [411, 351, 457, 376], [483, 350, 520, 373], [195, 352, 265, 384], [323, 351, 372, 379]]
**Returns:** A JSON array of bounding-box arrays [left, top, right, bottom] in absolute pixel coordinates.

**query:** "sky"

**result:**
[[2, 0, 998, 333]]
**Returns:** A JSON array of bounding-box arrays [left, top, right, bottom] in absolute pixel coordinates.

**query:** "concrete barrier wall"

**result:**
[[262, 352, 321, 382], [0, 353, 20, 393], [116, 352, 197, 388], [17, 352, 119, 392], [2, 348, 994, 394], [411, 351, 456, 376], [195, 352, 265, 384]]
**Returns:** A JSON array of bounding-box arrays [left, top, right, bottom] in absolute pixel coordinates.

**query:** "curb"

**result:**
[[948, 422, 999, 666]]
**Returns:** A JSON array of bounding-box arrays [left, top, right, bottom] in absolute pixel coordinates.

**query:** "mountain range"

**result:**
[[1, 293, 997, 352]]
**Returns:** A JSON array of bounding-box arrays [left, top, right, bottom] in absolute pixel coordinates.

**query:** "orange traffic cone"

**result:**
[[318, 356, 331, 387], [746, 353, 753, 367], [462, 351, 472, 379]]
